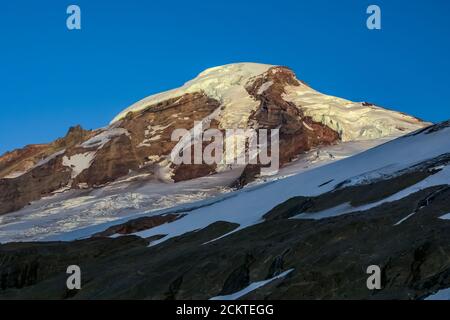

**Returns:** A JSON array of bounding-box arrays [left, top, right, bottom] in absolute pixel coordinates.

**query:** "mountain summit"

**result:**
[[0, 63, 429, 216], [113, 62, 425, 140]]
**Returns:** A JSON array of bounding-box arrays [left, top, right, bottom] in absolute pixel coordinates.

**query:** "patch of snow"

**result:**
[[62, 152, 96, 178], [110, 173, 152, 185], [32, 149, 66, 169], [148, 134, 161, 141], [210, 269, 294, 300], [257, 80, 273, 95], [139, 123, 170, 147], [138, 134, 161, 148], [151, 124, 172, 132], [393, 212, 417, 226], [137, 142, 152, 148], [51, 185, 72, 195], [439, 213, 450, 220], [302, 121, 314, 131], [425, 288, 450, 300], [145, 155, 161, 164], [77, 183, 90, 189], [292, 203, 353, 220], [3, 171, 26, 179], [171, 106, 222, 161], [4, 149, 67, 179], [81, 128, 130, 149], [336, 164, 400, 189], [155, 159, 174, 182]]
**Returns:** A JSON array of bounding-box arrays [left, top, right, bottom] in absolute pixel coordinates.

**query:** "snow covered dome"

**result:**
[[111, 63, 275, 126], [111, 62, 428, 141]]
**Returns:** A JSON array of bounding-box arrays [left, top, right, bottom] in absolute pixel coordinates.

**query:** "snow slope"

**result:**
[[111, 63, 272, 128], [34, 122, 449, 246], [283, 85, 425, 141], [294, 166, 450, 221], [0, 63, 432, 243], [0, 139, 380, 243], [111, 62, 427, 140], [62, 152, 96, 178], [425, 288, 450, 300], [81, 128, 130, 150]]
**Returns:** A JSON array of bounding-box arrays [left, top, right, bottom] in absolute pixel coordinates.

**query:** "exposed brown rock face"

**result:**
[[0, 68, 341, 215], [232, 67, 340, 185], [0, 125, 94, 180], [0, 145, 48, 178], [118, 92, 221, 164], [79, 92, 221, 186], [93, 213, 185, 237], [247, 67, 339, 165], [0, 126, 96, 215], [0, 64, 425, 216], [55, 125, 95, 149], [73, 134, 140, 187], [0, 93, 224, 214], [0, 154, 71, 215], [116, 93, 221, 183]]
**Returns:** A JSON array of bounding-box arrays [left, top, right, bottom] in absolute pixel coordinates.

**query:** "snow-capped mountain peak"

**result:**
[[111, 62, 428, 140], [0, 63, 430, 218], [111, 62, 274, 126]]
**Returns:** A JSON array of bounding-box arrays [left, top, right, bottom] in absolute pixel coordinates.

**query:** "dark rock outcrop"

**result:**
[[93, 213, 185, 237]]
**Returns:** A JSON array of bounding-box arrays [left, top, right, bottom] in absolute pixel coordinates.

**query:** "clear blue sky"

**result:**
[[1, 0, 449, 154]]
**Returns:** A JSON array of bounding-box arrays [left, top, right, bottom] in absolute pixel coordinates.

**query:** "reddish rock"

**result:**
[[235, 66, 340, 185], [0, 64, 423, 216]]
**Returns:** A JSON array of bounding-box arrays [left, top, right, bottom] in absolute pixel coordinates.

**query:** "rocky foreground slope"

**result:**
[[1, 121, 449, 300], [0, 63, 427, 216]]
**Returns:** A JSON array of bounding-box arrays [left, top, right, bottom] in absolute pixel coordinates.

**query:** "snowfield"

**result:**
[[127, 123, 449, 245], [0, 138, 385, 243], [425, 288, 450, 300], [62, 152, 96, 178], [81, 128, 130, 150], [111, 63, 273, 128], [0, 63, 435, 244], [111, 62, 427, 139], [283, 84, 426, 141], [294, 166, 450, 221], [2, 122, 443, 247]]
